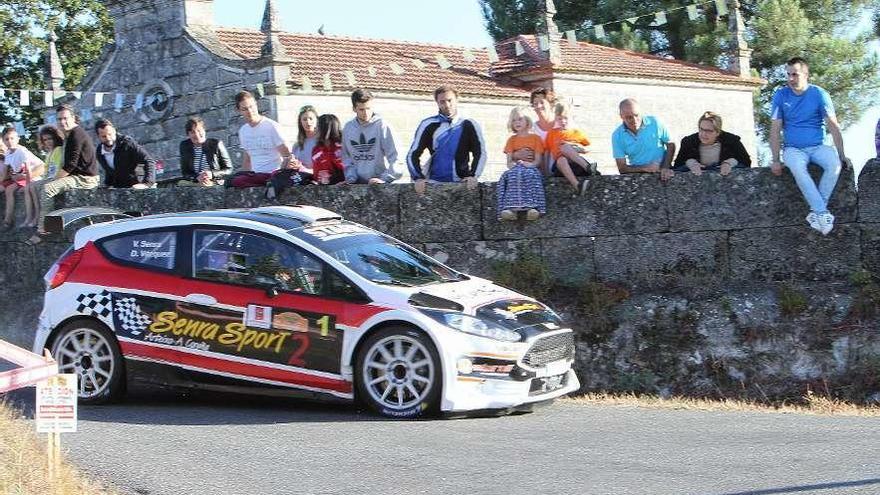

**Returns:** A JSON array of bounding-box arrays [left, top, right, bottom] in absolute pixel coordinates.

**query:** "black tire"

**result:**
[[355, 326, 441, 418], [51, 319, 126, 404]]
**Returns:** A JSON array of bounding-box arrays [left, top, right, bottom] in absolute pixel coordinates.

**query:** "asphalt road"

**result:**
[[5, 390, 879, 495]]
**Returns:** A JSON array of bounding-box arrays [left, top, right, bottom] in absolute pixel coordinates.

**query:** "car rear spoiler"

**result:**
[[43, 207, 135, 234]]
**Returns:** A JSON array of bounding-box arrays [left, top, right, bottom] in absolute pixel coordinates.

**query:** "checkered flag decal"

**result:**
[[76, 291, 113, 318], [113, 297, 153, 336]]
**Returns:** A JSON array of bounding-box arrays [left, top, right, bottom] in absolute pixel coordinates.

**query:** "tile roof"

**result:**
[[210, 29, 760, 99], [214, 29, 532, 98]]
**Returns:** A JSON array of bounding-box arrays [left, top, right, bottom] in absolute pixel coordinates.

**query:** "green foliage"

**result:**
[[480, 0, 880, 136], [777, 284, 808, 317], [576, 281, 628, 342], [0, 1, 112, 136], [490, 250, 553, 300]]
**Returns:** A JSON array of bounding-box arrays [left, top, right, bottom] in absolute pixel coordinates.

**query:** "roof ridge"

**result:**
[[215, 26, 485, 51]]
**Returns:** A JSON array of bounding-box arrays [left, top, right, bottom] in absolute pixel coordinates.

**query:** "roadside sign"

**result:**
[[36, 374, 78, 433]]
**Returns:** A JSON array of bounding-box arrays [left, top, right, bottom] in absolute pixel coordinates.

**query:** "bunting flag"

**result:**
[[462, 48, 476, 63], [486, 45, 499, 63], [72, 91, 82, 99], [114, 93, 124, 111], [565, 30, 577, 46], [344, 70, 357, 86], [46, 115, 57, 125], [255, 83, 265, 97], [81, 108, 93, 122], [594, 25, 605, 38], [389, 62, 405, 74], [94, 92, 104, 107], [435, 54, 452, 69], [53, 90, 65, 102], [43, 90, 53, 106], [322, 73, 332, 91], [538, 35, 549, 51], [134, 93, 144, 111], [276, 81, 288, 96], [412, 58, 426, 70], [715, 0, 728, 16], [653, 12, 667, 26], [301, 75, 313, 92], [367, 65, 377, 77], [626, 16, 639, 25], [687, 4, 699, 20], [514, 40, 524, 56], [14, 121, 25, 135]]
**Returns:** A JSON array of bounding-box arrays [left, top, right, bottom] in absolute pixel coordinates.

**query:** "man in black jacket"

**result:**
[[95, 118, 155, 189], [31, 104, 101, 243], [178, 116, 231, 186]]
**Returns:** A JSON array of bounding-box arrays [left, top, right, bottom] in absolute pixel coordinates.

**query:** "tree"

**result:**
[[0, 1, 112, 141], [479, 0, 880, 137]]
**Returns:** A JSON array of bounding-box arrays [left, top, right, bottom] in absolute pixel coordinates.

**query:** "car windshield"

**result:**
[[290, 222, 465, 287]]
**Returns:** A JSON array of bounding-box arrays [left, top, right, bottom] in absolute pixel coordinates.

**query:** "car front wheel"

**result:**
[[51, 319, 125, 404], [355, 327, 441, 418]]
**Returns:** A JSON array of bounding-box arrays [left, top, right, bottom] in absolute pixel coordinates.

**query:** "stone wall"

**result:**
[[2, 161, 877, 402]]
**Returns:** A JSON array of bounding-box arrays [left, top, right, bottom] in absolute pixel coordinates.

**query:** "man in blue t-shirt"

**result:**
[[611, 98, 676, 181], [770, 57, 851, 235]]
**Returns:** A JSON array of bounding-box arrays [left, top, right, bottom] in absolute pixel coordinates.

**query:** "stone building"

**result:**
[[63, 0, 762, 179]]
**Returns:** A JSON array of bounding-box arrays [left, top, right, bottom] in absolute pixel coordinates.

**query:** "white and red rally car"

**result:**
[[34, 206, 578, 418]]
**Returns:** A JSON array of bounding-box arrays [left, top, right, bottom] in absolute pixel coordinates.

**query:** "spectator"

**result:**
[[546, 102, 596, 194], [178, 116, 232, 187], [673, 112, 751, 176], [30, 104, 99, 244], [1, 126, 45, 231], [229, 90, 293, 188], [24, 125, 65, 229], [875, 116, 879, 158], [311, 114, 345, 185], [770, 57, 851, 235], [94, 118, 155, 189], [406, 85, 486, 194], [341, 89, 401, 184], [497, 106, 545, 221], [612, 98, 676, 181], [292, 105, 319, 170], [510, 87, 558, 174]]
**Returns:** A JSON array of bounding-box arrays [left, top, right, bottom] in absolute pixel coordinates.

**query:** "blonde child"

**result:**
[[0, 126, 44, 231], [497, 107, 546, 221], [545, 102, 596, 195]]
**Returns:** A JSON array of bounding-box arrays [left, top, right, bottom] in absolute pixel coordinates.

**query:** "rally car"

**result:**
[[33, 206, 579, 418]]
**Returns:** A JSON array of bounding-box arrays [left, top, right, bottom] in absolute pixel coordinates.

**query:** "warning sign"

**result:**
[[36, 374, 77, 433]]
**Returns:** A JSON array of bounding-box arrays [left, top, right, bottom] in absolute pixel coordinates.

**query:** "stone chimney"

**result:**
[[538, 0, 562, 65], [183, 0, 214, 27], [727, 0, 752, 78], [101, 0, 214, 42], [45, 31, 64, 91]]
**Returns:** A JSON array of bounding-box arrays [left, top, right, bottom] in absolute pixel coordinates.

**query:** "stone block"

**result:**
[[729, 225, 861, 282], [860, 223, 880, 276], [398, 183, 482, 243], [481, 175, 669, 240], [423, 239, 540, 279], [540, 236, 596, 286], [594, 231, 729, 287], [858, 160, 880, 222]]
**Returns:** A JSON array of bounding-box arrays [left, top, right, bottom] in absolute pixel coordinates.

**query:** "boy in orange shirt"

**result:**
[[545, 102, 596, 194]]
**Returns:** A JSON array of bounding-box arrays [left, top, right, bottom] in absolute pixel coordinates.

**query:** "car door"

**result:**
[[169, 227, 369, 398]]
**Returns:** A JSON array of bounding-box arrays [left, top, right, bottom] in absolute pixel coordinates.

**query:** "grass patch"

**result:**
[[490, 250, 553, 300], [777, 284, 807, 317], [0, 401, 119, 495], [563, 392, 880, 417]]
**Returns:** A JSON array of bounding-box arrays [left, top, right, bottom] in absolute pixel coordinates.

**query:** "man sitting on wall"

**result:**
[[612, 98, 676, 182], [94, 118, 156, 189], [178, 116, 232, 187], [230, 90, 295, 189], [406, 85, 487, 194]]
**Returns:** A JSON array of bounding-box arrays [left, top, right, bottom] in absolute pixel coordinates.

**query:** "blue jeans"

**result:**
[[783, 145, 841, 214]]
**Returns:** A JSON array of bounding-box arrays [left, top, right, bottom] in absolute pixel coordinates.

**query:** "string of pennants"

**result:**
[[1, 0, 729, 132]]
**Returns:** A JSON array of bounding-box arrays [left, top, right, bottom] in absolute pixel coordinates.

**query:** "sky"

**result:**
[[213, 0, 878, 168]]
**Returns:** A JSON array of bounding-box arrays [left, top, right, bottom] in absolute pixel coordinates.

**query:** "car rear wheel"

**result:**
[[51, 319, 125, 404], [355, 327, 441, 418]]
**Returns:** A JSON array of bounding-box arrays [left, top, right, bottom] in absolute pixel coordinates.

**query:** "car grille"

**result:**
[[522, 332, 575, 368]]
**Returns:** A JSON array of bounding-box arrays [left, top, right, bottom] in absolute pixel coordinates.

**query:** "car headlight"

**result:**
[[441, 313, 521, 342]]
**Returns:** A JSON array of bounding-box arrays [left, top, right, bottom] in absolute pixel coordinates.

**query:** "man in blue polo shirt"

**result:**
[[770, 57, 851, 235], [612, 98, 676, 181]]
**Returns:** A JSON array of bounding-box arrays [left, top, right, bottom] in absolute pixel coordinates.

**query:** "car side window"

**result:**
[[193, 230, 323, 295], [101, 230, 177, 270]]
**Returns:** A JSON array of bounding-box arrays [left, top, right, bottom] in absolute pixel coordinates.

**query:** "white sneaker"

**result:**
[[805, 212, 821, 232], [817, 212, 835, 235]]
